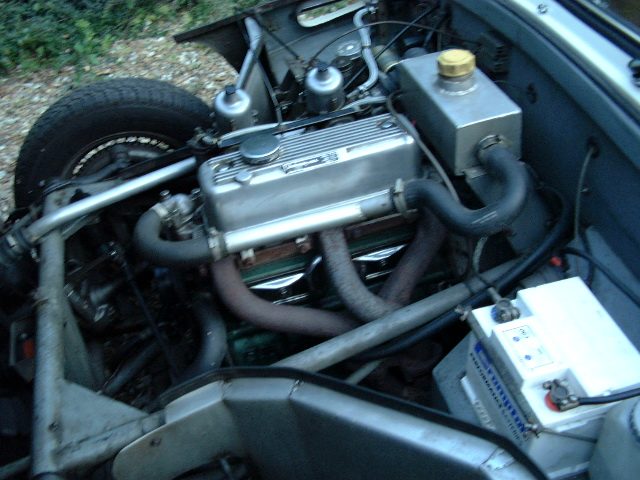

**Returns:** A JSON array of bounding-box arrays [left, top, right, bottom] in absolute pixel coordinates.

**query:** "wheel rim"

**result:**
[[63, 131, 178, 178]]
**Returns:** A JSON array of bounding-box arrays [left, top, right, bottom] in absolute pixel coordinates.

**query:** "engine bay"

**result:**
[[1, 1, 640, 479]]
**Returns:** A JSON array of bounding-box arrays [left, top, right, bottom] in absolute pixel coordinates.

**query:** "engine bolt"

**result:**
[[295, 235, 312, 254], [240, 248, 256, 267]]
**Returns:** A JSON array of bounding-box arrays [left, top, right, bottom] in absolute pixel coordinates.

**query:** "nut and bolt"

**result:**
[[240, 248, 256, 267], [295, 235, 312, 254], [234, 170, 253, 185]]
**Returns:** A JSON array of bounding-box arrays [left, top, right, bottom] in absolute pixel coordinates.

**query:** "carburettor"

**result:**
[[197, 114, 420, 252]]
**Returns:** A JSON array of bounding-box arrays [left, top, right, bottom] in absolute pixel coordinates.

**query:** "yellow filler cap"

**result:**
[[437, 49, 476, 78]]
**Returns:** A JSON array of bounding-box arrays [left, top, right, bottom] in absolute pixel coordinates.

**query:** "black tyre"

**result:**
[[14, 77, 212, 206]]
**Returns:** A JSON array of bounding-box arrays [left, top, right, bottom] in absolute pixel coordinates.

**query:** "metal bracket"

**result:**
[[150, 202, 171, 222], [207, 228, 226, 261], [391, 179, 411, 219]]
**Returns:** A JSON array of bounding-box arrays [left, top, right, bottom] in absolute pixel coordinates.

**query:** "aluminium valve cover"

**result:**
[[198, 114, 421, 232]]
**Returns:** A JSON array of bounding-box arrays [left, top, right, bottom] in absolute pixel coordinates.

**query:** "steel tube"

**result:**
[[222, 191, 393, 254], [26, 157, 197, 244], [236, 17, 263, 89], [31, 220, 66, 476], [274, 260, 515, 372], [351, 7, 379, 96]]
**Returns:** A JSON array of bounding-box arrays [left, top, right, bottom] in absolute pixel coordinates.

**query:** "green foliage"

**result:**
[[0, 0, 260, 75]]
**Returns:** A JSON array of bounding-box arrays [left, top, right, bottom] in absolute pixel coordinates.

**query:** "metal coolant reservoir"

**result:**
[[398, 49, 522, 175]]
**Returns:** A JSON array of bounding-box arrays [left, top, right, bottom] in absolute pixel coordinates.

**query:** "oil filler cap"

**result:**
[[437, 49, 476, 78], [240, 134, 281, 165]]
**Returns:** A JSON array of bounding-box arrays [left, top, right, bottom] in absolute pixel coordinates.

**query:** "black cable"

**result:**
[[422, 12, 447, 49], [359, 186, 570, 360], [579, 230, 596, 287], [573, 144, 597, 283], [112, 246, 180, 378], [578, 386, 640, 405], [343, 6, 439, 91], [562, 247, 640, 308], [308, 20, 479, 64], [257, 60, 284, 125]]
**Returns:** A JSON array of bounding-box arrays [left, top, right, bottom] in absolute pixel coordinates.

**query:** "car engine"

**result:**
[[1, 1, 640, 479]]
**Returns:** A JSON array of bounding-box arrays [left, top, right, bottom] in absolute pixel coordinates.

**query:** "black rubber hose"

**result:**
[[319, 215, 446, 322], [319, 228, 399, 322], [212, 257, 356, 337], [102, 341, 161, 396], [360, 187, 569, 359], [133, 209, 211, 268], [378, 214, 447, 305], [177, 294, 227, 382], [404, 143, 529, 237]]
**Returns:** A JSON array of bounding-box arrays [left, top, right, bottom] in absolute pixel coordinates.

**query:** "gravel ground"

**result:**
[[0, 34, 235, 221]]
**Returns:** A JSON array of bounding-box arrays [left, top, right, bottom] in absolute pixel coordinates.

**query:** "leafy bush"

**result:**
[[0, 0, 259, 74]]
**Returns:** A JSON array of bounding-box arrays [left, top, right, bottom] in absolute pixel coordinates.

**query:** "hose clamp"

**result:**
[[206, 228, 226, 262], [151, 202, 171, 221], [392, 179, 411, 219], [476, 135, 505, 163]]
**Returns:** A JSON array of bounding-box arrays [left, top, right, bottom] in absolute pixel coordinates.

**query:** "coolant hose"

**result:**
[[359, 187, 570, 359], [177, 294, 227, 382], [212, 257, 356, 337], [133, 209, 212, 268], [378, 214, 447, 305], [103, 295, 227, 395], [404, 143, 528, 237], [276, 187, 568, 370], [274, 260, 517, 372], [102, 342, 161, 396], [319, 214, 446, 322], [319, 228, 398, 322]]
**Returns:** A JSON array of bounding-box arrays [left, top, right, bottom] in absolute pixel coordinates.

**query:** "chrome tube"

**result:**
[[350, 7, 379, 97], [344, 95, 387, 110], [220, 191, 394, 255], [236, 17, 264, 89], [25, 157, 197, 244]]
